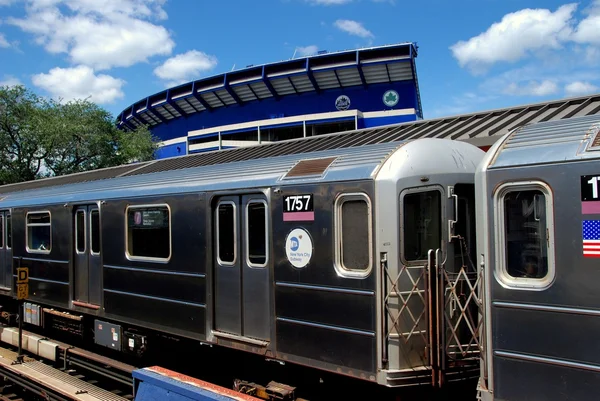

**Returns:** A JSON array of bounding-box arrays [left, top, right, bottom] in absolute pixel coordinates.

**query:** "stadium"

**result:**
[[116, 42, 423, 159]]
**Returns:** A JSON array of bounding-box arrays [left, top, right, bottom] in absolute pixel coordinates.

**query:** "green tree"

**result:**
[[0, 85, 158, 185]]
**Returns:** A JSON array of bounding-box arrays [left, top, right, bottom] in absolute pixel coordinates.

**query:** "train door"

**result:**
[[397, 186, 443, 380], [396, 184, 480, 386], [73, 205, 102, 307], [0, 211, 11, 290], [213, 194, 270, 341]]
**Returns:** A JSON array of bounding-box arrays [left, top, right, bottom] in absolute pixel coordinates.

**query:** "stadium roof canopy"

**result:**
[[415, 92, 600, 148], [116, 42, 421, 131], [3, 92, 599, 195]]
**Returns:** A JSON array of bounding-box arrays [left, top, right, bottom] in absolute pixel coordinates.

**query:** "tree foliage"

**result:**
[[0, 85, 158, 185]]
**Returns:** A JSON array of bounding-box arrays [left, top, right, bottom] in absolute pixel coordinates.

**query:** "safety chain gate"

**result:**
[[382, 256, 430, 371], [438, 237, 482, 375]]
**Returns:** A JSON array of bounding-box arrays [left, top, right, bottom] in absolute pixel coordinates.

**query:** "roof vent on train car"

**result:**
[[282, 156, 337, 179], [587, 123, 600, 151]]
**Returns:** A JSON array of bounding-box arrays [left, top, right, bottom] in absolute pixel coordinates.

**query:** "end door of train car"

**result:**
[[375, 139, 484, 387]]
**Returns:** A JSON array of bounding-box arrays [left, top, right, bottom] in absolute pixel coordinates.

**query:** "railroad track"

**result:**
[[0, 324, 478, 401], [0, 325, 136, 401]]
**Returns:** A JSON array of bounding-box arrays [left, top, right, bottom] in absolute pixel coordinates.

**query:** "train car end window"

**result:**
[[334, 193, 373, 278], [6, 214, 11, 249], [0, 215, 3, 249], [26, 211, 51, 254], [217, 201, 236, 265], [90, 210, 100, 255], [495, 182, 555, 290], [126, 205, 171, 262], [246, 200, 267, 267], [402, 190, 442, 263]]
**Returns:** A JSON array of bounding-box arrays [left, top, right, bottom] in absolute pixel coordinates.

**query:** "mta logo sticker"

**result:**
[[285, 228, 313, 268]]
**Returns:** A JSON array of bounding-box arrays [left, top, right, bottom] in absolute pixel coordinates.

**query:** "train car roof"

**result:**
[[0, 120, 422, 198], [0, 141, 402, 208], [0, 136, 482, 209], [487, 114, 600, 169]]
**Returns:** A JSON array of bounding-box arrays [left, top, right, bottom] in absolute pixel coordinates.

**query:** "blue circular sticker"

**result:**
[[285, 228, 313, 268]]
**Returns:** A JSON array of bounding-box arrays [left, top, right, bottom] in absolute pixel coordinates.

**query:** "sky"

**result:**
[[0, 0, 599, 120]]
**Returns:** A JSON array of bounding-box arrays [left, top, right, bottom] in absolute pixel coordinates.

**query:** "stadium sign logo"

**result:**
[[335, 95, 351, 111], [383, 90, 399, 107]]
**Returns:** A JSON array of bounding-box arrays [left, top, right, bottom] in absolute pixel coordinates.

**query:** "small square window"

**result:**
[[495, 182, 555, 290], [334, 193, 373, 278], [126, 205, 171, 261], [27, 211, 51, 253]]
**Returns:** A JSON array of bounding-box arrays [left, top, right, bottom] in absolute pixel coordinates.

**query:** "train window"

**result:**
[[6, 214, 11, 249], [0, 215, 3, 249], [334, 193, 372, 278], [402, 190, 441, 262], [495, 182, 555, 289], [217, 202, 236, 265], [75, 210, 85, 253], [26, 211, 51, 254], [90, 210, 100, 255], [126, 205, 171, 262], [246, 200, 267, 267]]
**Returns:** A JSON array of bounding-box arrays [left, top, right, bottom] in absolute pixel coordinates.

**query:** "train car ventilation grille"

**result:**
[[283, 157, 337, 179], [587, 123, 600, 151]]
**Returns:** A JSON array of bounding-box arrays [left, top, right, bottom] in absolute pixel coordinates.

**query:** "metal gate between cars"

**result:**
[[382, 245, 482, 386], [383, 187, 482, 387], [437, 236, 482, 380]]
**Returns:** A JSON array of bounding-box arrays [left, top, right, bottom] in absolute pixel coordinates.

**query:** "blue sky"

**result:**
[[1, 0, 599, 120]]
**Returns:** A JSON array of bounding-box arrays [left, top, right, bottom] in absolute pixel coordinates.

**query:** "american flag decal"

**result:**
[[583, 220, 600, 257]]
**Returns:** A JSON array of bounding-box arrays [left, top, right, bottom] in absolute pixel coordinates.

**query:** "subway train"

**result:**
[[0, 124, 485, 393], [475, 114, 600, 401], [0, 113, 597, 399]]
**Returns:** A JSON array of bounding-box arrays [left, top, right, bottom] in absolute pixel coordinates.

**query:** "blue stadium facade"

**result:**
[[117, 42, 423, 159]]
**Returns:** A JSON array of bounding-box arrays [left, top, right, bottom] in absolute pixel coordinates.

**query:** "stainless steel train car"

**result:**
[[475, 114, 600, 401], [0, 129, 485, 391]]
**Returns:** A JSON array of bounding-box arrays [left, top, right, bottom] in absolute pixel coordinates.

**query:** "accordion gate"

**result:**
[[382, 239, 482, 387]]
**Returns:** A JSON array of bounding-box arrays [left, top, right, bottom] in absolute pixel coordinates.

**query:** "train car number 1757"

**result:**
[[283, 194, 313, 212], [282, 194, 314, 222]]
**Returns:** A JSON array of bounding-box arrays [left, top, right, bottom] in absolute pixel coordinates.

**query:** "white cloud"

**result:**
[[60, 0, 168, 20], [0, 75, 22, 87], [565, 81, 599, 96], [306, 0, 352, 4], [450, 4, 576, 72], [0, 33, 9, 48], [32, 65, 125, 104], [573, 0, 600, 45], [448, 1, 600, 106], [334, 19, 374, 38], [502, 80, 559, 96], [0, 0, 16, 5], [7, 0, 174, 70], [153, 50, 218, 87], [296, 45, 318, 56], [480, 61, 600, 94]]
